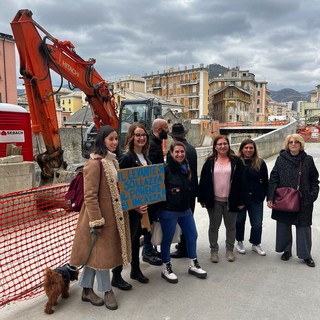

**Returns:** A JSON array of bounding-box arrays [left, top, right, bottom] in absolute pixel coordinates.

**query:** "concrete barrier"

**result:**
[[195, 120, 298, 176]]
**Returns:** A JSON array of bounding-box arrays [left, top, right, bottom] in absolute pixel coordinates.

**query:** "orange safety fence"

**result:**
[[0, 184, 78, 308]]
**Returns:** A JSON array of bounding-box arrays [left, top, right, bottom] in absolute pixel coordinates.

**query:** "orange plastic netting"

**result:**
[[0, 184, 78, 308]]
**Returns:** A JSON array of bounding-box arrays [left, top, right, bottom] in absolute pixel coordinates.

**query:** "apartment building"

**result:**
[[0, 33, 17, 104], [143, 64, 209, 119], [209, 66, 269, 124], [268, 99, 288, 118], [254, 81, 269, 122], [111, 74, 145, 94]]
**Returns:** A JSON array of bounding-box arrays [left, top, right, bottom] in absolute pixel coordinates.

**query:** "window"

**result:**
[[231, 71, 237, 77], [62, 100, 65, 105], [257, 99, 260, 104], [257, 108, 260, 113], [257, 91, 260, 96], [68, 99, 71, 104]]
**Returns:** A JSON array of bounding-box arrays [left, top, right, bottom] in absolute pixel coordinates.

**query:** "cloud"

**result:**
[[1, 0, 320, 92]]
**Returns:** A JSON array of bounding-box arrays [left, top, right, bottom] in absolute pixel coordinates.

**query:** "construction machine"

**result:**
[[10, 9, 165, 185]]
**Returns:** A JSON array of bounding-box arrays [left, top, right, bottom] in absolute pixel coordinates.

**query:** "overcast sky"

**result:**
[[1, 0, 320, 92]]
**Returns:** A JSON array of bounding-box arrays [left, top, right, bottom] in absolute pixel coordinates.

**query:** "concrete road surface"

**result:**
[[1, 143, 320, 320]]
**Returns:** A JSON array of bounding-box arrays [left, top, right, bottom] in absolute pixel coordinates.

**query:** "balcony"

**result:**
[[152, 82, 162, 89], [180, 79, 199, 86]]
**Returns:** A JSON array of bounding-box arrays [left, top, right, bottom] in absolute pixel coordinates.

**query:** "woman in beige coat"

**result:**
[[70, 125, 131, 310]]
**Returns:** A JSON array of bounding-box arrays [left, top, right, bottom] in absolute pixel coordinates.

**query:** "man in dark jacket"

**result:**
[[167, 123, 199, 258], [142, 119, 169, 266]]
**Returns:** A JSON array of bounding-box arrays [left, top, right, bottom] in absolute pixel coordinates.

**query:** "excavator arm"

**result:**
[[11, 9, 118, 185]]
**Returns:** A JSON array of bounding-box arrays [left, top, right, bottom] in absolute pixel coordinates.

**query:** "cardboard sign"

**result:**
[[118, 164, 165, 212]]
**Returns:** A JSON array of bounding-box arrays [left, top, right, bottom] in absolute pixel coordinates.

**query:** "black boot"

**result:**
[[111, 266, 132, 291], [171, 234, 188, 258], [130, 267, 149, 284]]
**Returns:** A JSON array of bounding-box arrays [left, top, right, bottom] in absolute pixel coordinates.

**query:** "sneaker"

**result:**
[[210, 251, 219, 263], [161, 263, 178, 284], [236, 241, 246, 254], [252, 244, 266, 256], [188, 259, 207, 279], [226, 250, 235, 262]]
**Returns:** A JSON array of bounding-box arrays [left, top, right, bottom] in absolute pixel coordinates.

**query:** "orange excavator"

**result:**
[[10, 9, 150, 185], [10, 9, 172, 186]]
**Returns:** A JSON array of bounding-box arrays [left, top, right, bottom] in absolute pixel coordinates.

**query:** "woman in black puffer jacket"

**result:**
[[158, 141, 207, 284], [267, 134, 319, 267]]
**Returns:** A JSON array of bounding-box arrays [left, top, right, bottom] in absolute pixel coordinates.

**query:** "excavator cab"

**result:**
[[118, 98, 162, 151], [81, 98, 162, 158]]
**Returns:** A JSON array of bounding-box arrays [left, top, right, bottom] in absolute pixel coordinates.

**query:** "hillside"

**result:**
[[208, 63, 228, 80], [269, 88, 311, 103]]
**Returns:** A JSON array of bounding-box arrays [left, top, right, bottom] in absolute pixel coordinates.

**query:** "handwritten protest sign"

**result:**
[[118, 164, 166, 212]]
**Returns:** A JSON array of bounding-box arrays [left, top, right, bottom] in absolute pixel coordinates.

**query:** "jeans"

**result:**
[[236, 200, 263, 245], [207, 201, 237, 251], [159, 209, 197, 264], [79, 265, 111, 293]]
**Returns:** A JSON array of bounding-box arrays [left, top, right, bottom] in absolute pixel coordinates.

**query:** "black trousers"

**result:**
[[276, 221, 312, 260], [113, 210, 142, 275]]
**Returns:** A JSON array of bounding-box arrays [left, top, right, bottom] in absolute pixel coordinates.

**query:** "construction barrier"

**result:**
[[0, 184, 78, 308]]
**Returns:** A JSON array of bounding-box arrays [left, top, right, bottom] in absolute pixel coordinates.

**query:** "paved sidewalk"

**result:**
[[1, 143, 320, 320]]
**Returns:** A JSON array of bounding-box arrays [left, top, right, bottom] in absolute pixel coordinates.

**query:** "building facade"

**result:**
[[253, 81, 269, 122], [143, 64, 209, 119], [0, 33, 17, 104], [209, 66, 269, 124]]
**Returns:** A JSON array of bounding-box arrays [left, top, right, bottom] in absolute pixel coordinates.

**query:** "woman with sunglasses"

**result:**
[[198, 135, 246, 263], [267, 134, 319, 267]]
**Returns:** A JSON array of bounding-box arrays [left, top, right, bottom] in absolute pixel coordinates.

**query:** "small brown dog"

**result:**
[[44, 263, 79, 314]]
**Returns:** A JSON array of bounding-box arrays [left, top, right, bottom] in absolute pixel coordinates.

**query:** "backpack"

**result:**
[[65, 160, 102, 212], [65, 170, 84, 212]]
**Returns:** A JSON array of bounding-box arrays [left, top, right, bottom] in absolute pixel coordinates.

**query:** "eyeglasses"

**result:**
[[134, 133, 147, 138], [288, 141, 300, 145], [216, 142, 228, 146]]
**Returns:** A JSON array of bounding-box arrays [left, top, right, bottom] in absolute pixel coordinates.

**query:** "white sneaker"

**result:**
[[188, 259, 207, 279], [236, 241, 246, 254], [161, 263, 178, 284], [252, 244, 266, 256]]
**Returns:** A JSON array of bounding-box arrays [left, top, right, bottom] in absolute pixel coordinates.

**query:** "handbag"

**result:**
[[273, 162, 302, 213], [151, 221, 181, 246]]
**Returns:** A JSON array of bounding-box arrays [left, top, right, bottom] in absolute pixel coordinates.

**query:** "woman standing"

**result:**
[[267, 134, 319, 267], [159, 141, 206, 284], [198, 135, 245, 263], [111, 123, 151, 290], [236, 139, 268, 256], [70, 125, 131, 310]]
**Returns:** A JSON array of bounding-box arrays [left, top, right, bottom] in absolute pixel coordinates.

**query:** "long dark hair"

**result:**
[[238, 138, 261, 171], [125, 123, 150, 154], [92, 125, 117, 156]]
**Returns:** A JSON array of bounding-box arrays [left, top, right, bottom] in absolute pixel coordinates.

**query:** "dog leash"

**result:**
[[78, 227, 98, 270]]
